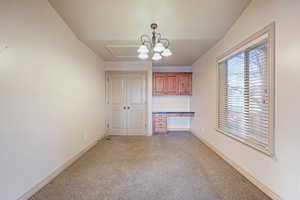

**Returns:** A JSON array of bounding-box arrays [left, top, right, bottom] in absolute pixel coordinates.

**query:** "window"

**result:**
[[217, 23, 275, 156]]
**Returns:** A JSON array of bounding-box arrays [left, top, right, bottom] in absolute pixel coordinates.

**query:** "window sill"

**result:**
[[215, 128, 274, 157]]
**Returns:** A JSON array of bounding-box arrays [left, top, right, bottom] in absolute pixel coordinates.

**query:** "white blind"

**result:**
[[217, 40, 273, 154]]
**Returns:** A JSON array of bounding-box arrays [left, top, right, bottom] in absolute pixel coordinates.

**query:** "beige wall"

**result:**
[[191, 1, 300, 199], [0, 1, 106, 200]]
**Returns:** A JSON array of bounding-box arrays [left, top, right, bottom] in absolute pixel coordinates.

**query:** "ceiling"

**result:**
[[49, 0, 251, 66]]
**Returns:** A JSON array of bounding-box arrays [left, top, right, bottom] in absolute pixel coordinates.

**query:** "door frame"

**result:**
[[105, 71, 149, 136]]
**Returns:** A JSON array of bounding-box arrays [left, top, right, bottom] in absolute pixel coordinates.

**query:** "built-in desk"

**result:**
[[152, 112, 195, 134]]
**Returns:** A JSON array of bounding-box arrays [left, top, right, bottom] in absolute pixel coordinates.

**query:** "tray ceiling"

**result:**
[[49, 0, 251, 66]]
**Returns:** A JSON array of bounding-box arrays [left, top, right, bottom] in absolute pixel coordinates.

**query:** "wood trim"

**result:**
[[267, 22, 276, 157], [216, 128, 272, 156], [217, 22, 275, 61], [192, 134, 282, 200], [216, 22, 275, 156], [17, 138, 102, 200]]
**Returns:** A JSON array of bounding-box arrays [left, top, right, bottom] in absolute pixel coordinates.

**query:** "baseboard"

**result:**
[[17, 137, 103, 200], [192, 133, 282, 200], [167, 128, 191, 131]]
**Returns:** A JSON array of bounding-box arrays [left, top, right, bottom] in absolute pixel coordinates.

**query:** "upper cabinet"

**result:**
[[178, 73, 192, 95], [166, 73, 179, 95], [153, 73, 167, 96], [153, 72, 192, 96]]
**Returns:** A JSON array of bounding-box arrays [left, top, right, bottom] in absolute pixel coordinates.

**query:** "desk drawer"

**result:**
[[153, 114, 167, 120], [154, 128, 167, 133], [153, 114, 167, 133], [154, 121, 167, 128]]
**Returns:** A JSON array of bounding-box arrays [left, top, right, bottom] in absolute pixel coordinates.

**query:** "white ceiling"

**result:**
[[49, 0, 250, 66]]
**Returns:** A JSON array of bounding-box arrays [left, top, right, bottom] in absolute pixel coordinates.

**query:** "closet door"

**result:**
[[107, 73, 127, 135], [107, 72, 147, 135], [126, 73, 147, 135]]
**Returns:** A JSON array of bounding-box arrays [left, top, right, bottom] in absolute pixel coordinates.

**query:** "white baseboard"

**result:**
[[17, 137, 102, 200], [167, 128, 190, 131], [192, 133, 282, 200]]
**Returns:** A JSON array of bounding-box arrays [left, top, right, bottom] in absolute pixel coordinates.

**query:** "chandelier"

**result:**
[[137, 23, 172, 61]]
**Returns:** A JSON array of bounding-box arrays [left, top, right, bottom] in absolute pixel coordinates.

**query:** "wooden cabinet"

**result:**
[[178, 73, 192, 95], [152, 113, 168, 133], [153, 72, 192, 96], [166, 74, 179, 95], [153, 73, 167, 96]]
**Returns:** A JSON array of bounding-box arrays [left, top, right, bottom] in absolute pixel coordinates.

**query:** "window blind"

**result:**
[[217, 37, 274, 155]]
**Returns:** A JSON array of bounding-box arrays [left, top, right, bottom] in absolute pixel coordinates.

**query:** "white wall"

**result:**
[[104, 61, 153, 135], [191, 1, 300, 200], [152, 96, 190, 112], [0, 1, 106, 200], [153, 96, 191, 131]]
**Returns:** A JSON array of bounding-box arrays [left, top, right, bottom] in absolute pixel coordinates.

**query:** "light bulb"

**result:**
[[137, 45, 149, 54], [152, 53, 162, 61], [138, 53, 149, 60], [153, 42, 165, 52], [162, 48, 172, 57]]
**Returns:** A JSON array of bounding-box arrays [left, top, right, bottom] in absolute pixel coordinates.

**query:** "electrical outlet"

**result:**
[[201, 127, 205, 133]]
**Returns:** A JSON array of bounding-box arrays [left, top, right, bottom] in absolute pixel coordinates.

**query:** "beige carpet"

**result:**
[[30, 132, 271, 200]]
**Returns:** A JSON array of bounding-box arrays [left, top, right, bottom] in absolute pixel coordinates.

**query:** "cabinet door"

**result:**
[[153, 73, 167, 96], [178, 73, 192, 95], [166, 73, 179, 95]]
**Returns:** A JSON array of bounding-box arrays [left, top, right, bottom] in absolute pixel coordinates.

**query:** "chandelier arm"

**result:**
[[156, 33, 162, 42], [143, 41, 152, 50], [140, 34, 151, 44], [138, 24, 172, 60], [160, 38, 170, 48]]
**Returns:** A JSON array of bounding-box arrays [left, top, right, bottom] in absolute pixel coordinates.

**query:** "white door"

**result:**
[[126, 73, 147, 135], [108, 73, 127, 135], [107, 72, 147, 135]]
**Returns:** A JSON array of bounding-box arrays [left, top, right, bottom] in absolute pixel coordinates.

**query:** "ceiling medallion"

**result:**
[[138, 23, 172, 61]]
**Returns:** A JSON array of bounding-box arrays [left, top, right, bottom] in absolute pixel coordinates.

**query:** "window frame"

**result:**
[[216, 22, 275, 156]]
